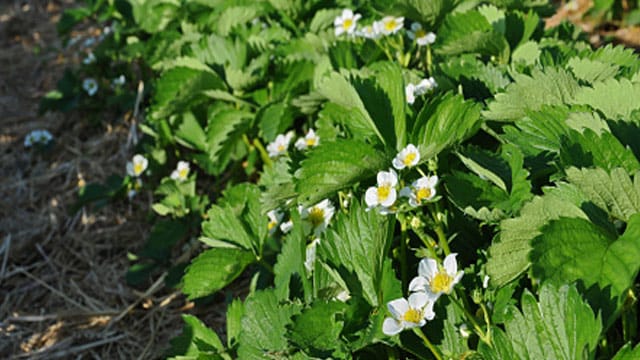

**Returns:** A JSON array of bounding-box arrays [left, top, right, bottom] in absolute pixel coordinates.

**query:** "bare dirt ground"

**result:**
[[0, 1, 213, 358]]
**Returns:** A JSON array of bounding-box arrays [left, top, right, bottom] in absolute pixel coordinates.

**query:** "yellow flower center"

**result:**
[[403, 152, 417, 166], [277, 144, 285, 152], [179, 168, 188, 179], [377, 185, 391, 202], [133, 163, 144, 175], [415, 187, 432, 203], [430, 272, 453, 294], [384, 19, 397, 32], [306, 138, 317, 147], [402, 308, 423, 323], [308, 207, 325, 227], [342, 18, 353, 30], [415, 29, 426, 38], [268, 221, 277, 231]]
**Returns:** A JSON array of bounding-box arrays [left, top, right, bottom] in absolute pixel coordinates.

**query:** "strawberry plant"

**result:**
[[46, 0, 640, 358]]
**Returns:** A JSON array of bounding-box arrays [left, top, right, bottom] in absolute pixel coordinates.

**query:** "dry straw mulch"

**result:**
[[0, 1, 228, 358]]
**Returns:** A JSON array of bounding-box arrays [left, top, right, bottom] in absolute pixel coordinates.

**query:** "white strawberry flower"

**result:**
[[356, 24, 381, 39], [280, 219, 293, 233], [24, 130, 53, 147], [400, 175, 438, 207], [126, 154, 148, 177], [267, 209, 284, 235], [375, 16, 404, 36], [170, 161, 190, 182], [266, 132, 294, 158], [112, 75, 126, 87], [294, 129, 319, 150], [82, 51, 96, 65], [365, 169, 398, 211], [83, 78, 98, 96], [304, 238, 321, 272], [414, 77, 438, 95], [382, 292, 435, 336], [300, 199, 335, 236], [392, 144, 420, 170], [405, 83, 416, 104], [334, 9, 362, 36], [407, 22, 436, 46], [409, 253, 464, 302]]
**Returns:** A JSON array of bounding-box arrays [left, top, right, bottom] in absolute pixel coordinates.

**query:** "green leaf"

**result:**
[[612, 343, 640, 360], [319, 201, 393, 306], [439, 54, 511, 95], [259, 158, 297, 214], [437, 9, 510, 60], [237, 290, 302, 359], [382, 0, 455, 26], [316, 72, 384, 144], [153, 60, 226, 117], [413, 93, 483, 160], [174, 112, 207, 151], [203, 107, 253, 175], [486, 183, 590, 287], [294, 139, 387, 206], [484, 68, 580, 121], [257, 102, 294, 143], [167, 314, 228, 358], [217, 5, 260, 36], [362, 62, 407, 150], [182, 248, 255, 300], [201, 205, 255, 250], [571, 78, 640, 120], [566, 167, 640, 222], [288, 301, 347, 357], [226, 299, 244, 349], [273, 212, 311, 301], [479, 284, 601, 360], [560, 129, 640, 174], [531, 214, 640, 321], [567, 57, 620, 84], [130, 0, 180, 33]]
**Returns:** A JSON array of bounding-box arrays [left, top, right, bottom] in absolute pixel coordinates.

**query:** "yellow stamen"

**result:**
[[306, 138, 316, 147], [415, 187, 432, 203], [277, 144, 285, 152], [384, 20, 397, 32], [179, 168, 188, 179], [133, 163, 143, 175], [268, 221, 277, 231], [377, 185, 391, 202], [308, 207, 325, 227], [430, 272, 453, 294], [403, 153, 417, 167], [415, 29, 426, 38], [342, 19, 353, 30], [402, 308, 423, 323]]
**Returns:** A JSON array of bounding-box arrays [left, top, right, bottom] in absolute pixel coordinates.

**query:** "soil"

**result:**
[[0, 1, 216, 358]]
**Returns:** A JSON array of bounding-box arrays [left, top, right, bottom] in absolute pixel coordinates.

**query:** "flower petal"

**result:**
[[444, 253, 459, 276], [418, 258, 438, 280], [408, 292, 428, 309], [387, 298, 409, 319], [365, 187, 379, 207], [382, 317, 403, 336], [408, 275, 428, 293]]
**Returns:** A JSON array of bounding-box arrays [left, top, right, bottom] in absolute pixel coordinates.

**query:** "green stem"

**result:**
[[252, 137, 272, 167], [450, 294, 490, 345], [410, 226, 439, 260], [412, 328, 443, 360], [426, 45, 433, 75], [399, 215, 409, 293], [434, 225, 450, 256]]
